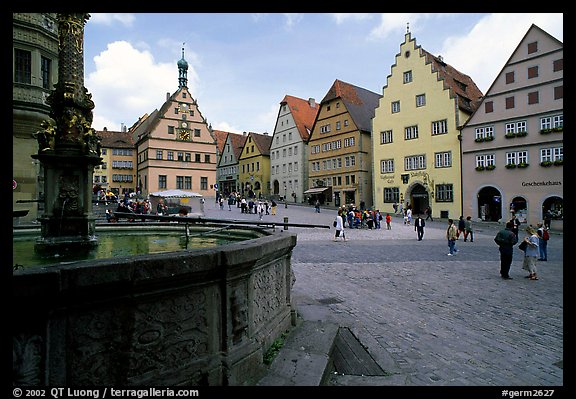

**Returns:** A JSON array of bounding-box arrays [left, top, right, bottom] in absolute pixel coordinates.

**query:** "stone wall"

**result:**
[[12, 230, 297, 386]]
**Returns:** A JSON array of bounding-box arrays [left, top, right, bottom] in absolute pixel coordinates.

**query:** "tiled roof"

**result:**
[[229, 132, 248, 159], [212, 130, 230, 155], [421, 49, 484, 114], [281, 95, 319, 142], [97, 129, 134, 148], [322, 79, 382, 132], [248, 132, 273, 156]]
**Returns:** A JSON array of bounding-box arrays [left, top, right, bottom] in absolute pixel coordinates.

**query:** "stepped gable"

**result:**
[[421, 49, 484, 114]]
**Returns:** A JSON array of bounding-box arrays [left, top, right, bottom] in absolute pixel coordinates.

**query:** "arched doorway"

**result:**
[[409, 183, 429, 215], [273, 180, 280, 196], [543, 196, 563, 221], [477, 186, 502, 221], [510, 196, 527, 223]]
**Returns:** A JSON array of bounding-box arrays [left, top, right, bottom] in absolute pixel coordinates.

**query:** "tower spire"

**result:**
[[177, 42, 188, 89]]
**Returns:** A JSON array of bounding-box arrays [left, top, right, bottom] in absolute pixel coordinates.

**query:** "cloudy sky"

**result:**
[[83, 13, 563, 134]]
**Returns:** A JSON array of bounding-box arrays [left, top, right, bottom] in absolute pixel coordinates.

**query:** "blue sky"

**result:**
[[83, 13, 563, 134]]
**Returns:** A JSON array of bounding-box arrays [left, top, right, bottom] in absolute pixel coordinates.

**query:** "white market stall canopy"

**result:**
[[149, 189, 203, 198]]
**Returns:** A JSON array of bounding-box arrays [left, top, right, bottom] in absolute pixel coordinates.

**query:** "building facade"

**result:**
[[93, 128, 137, 196], [131, 47, 217, 198], [461, 24, 563, 230], [308, 79, 381, 208], [238, 132, 273, 198], [216, 131, 247, 195], [372, 31, 482, 219], [270, 95, 319, 203], [13, 13, 59, 222]]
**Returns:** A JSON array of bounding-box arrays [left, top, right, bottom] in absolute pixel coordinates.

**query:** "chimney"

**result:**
[[166, 92, 170, 101], [243, 131, 247, 136], [308, 98, 316, 108]]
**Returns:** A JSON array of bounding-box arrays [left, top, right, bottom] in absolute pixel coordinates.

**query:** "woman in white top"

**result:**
[[334, 210, 346, 241], [521, 225, 540, 280]]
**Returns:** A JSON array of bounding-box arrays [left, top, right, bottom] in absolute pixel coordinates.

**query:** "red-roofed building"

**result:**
[[93, 128, 137, 195], [270, 95, 319, 203], [308, 80, 381, 208]]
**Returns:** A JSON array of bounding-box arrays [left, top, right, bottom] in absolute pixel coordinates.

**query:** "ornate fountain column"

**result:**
[[32, 13, 102, 255]]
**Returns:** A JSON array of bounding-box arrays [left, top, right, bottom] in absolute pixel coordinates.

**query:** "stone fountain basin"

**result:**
[[13, 224, 298, 386]]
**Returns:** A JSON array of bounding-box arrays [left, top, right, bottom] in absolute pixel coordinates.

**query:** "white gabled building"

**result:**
[[270, 95, 319, 203]]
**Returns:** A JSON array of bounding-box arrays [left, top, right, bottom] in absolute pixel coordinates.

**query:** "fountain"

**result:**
[[31, 13, 101, 256], [13, 13, 298, 386]]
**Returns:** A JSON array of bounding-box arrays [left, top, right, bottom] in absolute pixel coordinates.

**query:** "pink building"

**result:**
[[461, 24, 563, 230]]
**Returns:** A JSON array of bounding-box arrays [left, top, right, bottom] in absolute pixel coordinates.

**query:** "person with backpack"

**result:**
[[536, 222, 549, 261]]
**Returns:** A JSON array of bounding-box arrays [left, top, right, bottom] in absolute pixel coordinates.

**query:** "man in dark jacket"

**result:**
[[414, 215, 425, 241], [494, 221, 519, 279]]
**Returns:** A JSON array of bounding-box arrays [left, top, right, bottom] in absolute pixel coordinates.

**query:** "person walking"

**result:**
[[385, 213, 392, 230], [464, 216, 474, 242], [414, 215, 425, 241], [457, 216, 466, 239], [494, 221, 518, 279], [446, 219, 458, 256], [536, 222, 549, 261], [510, 214, 521, 238], [543, 210, 552, 230], [521, 226, 540, 280], [333, 210, 346, 241], [271, 199, 277, 215], [315, 200, 321, 213], [425, 206, 433, 221]]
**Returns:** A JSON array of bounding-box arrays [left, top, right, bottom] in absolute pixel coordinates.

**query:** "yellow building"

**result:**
[[93, 129, 137, 196], [307, 79, 381, 208], [372, 31, 483, 219], [238, 132, 272, 198]]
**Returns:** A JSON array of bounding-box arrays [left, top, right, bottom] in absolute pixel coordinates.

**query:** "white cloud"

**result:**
[[331, 13, 374, 24], [440, 13, 563, 93], [86, 41, 197, 131], [88, 13, 136, 27], [283, 13, 304, 30]]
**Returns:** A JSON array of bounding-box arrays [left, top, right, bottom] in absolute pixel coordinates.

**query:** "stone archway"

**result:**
[[477, 186, 502, 221], [409, 183, 429, 215]]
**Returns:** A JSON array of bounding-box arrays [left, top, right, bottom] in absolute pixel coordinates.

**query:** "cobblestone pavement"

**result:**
[[204, 201, 564, 388]]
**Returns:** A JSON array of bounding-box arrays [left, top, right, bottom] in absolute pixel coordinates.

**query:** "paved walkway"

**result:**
[[207, 201, 564, 388]]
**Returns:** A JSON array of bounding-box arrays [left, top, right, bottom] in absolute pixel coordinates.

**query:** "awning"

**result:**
[[304, 187, 330, 194], [149, 189, 203, 198]]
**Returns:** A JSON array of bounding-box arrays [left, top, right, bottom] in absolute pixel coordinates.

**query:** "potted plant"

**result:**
[[540, 128, 553, 134], [505, 163, 517, 169], [516, 130, 528, 137], [475, 165, 485, 171], [553, 159, 563, 166], [505, 132, 516, 139], [484, 135, 494, 141], [486, 165, 496, 170], [552, 126, 563, 133], [474, 137, 484, 143], [517, 162, 529, 168], [540, 161, 553, 167]]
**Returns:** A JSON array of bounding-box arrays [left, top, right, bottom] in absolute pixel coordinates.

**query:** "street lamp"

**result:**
[[284, 184, 288, 208]]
